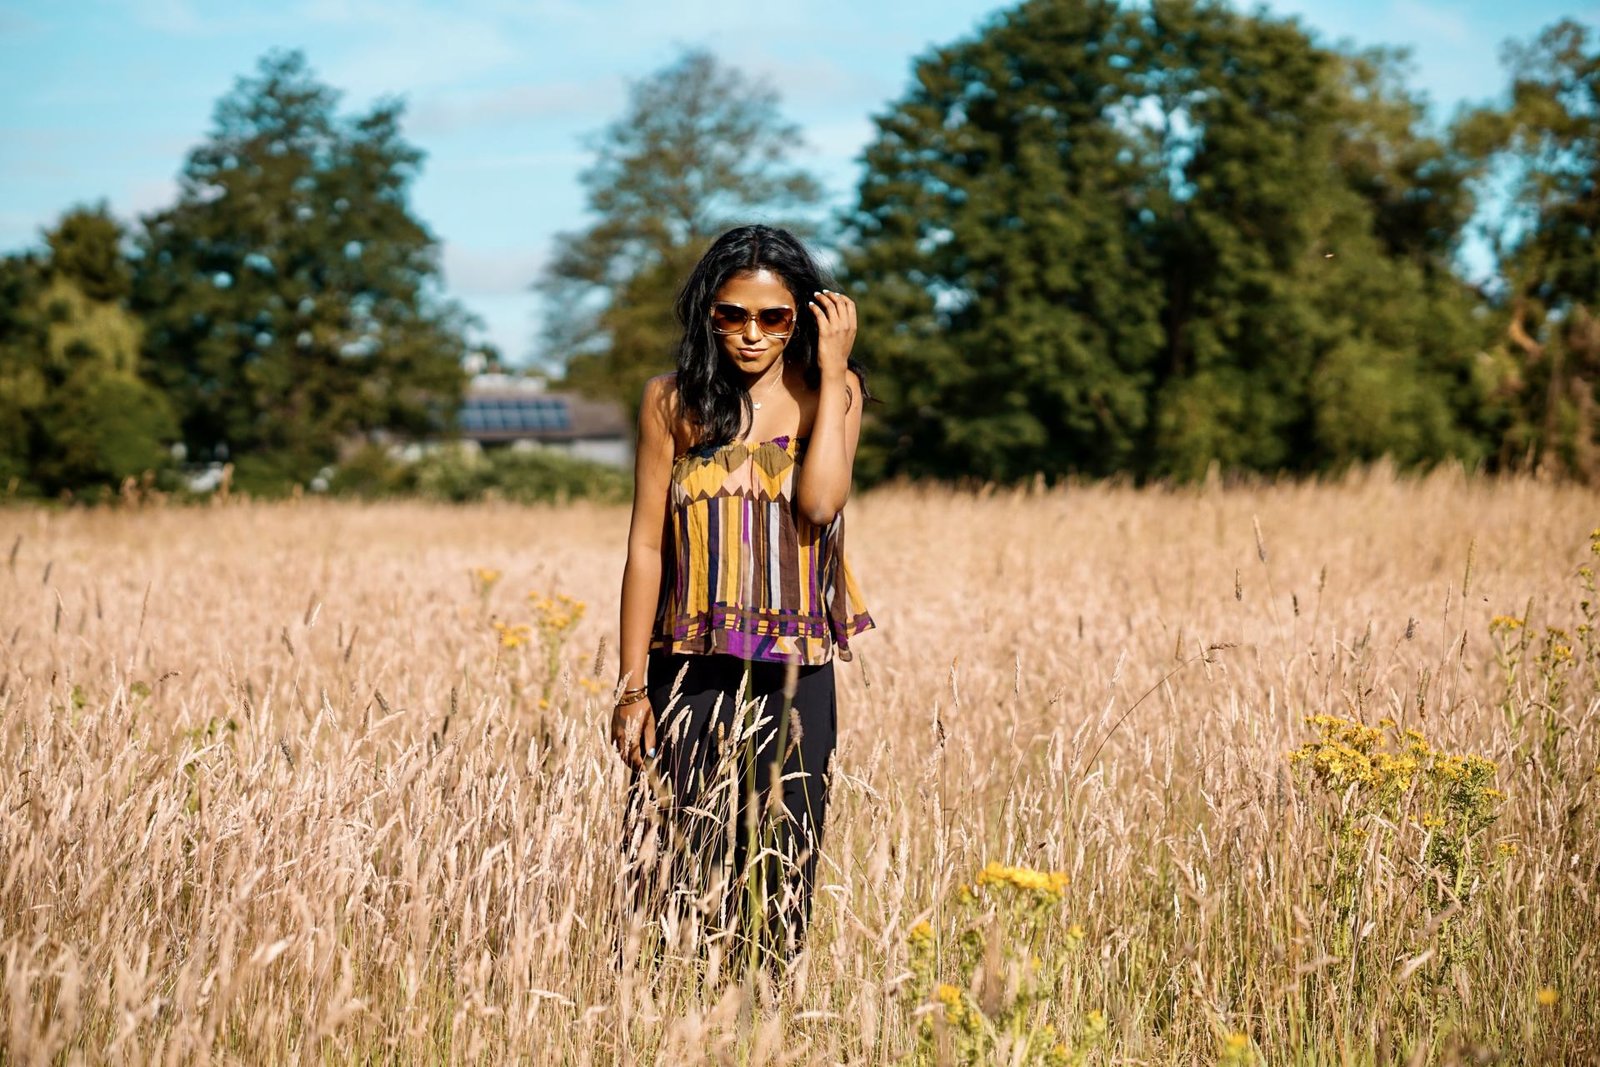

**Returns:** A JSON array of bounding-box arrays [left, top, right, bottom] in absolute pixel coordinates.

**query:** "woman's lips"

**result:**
[[738, 347, 765, 358]]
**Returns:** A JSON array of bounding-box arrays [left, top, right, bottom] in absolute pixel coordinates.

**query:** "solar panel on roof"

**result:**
[[456, 394, 572, 435]]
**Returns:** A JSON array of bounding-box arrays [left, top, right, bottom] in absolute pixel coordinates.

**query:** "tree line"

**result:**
[[557, 1, 1600, 485], [1, 50, 480, 499], [3, 0, 1597, 501]]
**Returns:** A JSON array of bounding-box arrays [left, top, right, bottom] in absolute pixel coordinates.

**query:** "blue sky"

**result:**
[[3, 0, 1597, 367]]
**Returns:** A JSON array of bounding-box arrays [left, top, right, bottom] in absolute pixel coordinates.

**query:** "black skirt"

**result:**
[[620, 650, 838, 967]]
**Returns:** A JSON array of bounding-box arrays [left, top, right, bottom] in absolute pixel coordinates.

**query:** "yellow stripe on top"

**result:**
[[651, 434, 875, 665], [686, 503, 708, 616]]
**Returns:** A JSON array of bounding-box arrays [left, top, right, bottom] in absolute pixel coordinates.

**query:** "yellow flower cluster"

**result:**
[[908, 920, 934, 947], [530, 592, 586, 635], [975, 861, 1070, 899], [490, 620, 531, 649], [1490, 614, 1525, 632], [935, 982, 967, 1024], [472, 567, 502, 588], [1219, 1031, 1255, 1066], [1290, 713, 1508, 923], [1288, 714, 1427, 802], [1289, 715, 1502, 822], [1545, 636, 1574, 665]]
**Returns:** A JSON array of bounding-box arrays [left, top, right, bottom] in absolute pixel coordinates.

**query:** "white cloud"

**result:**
[[118, 175, 183, 221], [426, 146, 589, 174], [441, 241, 546, 297], [125, 0, 206, 34], [407, 79, 625, 138], [751, 54, 901, 114], [1393, 0, 1473, 45]]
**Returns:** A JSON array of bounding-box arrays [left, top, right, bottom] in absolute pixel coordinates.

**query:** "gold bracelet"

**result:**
[[616, 685, 648, 701], [614, 692, 648, 710]]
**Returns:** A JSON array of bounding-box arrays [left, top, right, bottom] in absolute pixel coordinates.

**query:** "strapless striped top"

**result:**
[[650, 433, 875, 665]]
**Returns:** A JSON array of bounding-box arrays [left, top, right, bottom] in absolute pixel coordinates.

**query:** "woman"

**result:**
[[611, 224, 875, 974]]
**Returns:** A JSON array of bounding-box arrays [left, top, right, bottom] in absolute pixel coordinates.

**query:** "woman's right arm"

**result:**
[[612, 374, 676, 770]]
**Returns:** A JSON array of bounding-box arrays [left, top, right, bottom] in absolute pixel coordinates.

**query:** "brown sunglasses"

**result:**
[[708, 302, 797, 338]]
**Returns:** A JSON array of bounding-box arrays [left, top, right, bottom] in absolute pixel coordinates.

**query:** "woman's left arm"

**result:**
[[793, 290, 863, 526]]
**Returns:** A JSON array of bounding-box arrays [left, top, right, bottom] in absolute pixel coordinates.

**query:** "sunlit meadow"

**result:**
[[2, 467, 1596, 1064]]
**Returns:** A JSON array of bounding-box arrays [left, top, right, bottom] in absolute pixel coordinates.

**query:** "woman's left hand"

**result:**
[[809, 289, 856, 378]]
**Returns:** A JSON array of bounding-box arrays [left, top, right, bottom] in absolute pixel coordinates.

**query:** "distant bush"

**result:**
[[329, 443, 631, 505]]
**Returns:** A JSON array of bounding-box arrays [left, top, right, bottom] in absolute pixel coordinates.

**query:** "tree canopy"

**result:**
[[0, 205, 178, 496], [132, 49, 473, 490], [843, 0, 1490, 483], [539, 48, 824, 417], [5, 14, 1600, 499], [1457, 19, 1600, 479]]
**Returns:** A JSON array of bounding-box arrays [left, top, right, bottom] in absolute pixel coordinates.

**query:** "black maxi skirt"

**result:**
[[619, 649, 838, 969]]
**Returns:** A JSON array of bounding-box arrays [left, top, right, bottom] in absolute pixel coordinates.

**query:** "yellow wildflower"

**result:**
[[1084, 1009, 1106, 1035], [529, 591, 587, 636], [1537, 986, 1560, 1007], [908, 920, 933, 946], [1218, 1030, 1254, 1066], [975, 861, 1069, 898], [1067, 922, 1087, 943], [1490, 614, 1524, 631], [934, 982, 966, 1023], [491, 620, 531, 649]]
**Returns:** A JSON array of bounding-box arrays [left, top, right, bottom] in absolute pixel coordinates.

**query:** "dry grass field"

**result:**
[[2, 468, 1597, 1065]]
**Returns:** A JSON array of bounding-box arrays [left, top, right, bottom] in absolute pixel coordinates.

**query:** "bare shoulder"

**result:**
[[642, 371, 678, 401], [640, 373, 680, 418], [641, 372, 688, 450]]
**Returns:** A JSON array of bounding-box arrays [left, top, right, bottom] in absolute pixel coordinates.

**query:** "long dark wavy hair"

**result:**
[[673, 225, 871, 449]]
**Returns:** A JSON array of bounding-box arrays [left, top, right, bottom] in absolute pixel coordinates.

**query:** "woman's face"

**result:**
[[710, 268, 795, 380]]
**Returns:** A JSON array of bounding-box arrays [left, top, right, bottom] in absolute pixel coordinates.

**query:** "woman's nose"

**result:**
[[742, 318, 763, 342]]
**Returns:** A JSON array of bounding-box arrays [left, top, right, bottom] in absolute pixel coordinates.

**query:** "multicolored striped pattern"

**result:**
[[651, 433, 875, 664]]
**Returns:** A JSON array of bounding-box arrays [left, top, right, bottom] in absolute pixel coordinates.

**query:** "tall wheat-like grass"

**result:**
[[2, 465, 1595, 1065]]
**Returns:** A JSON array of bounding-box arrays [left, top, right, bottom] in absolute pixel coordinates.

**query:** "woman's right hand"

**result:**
[[611, 696, 657, 771]]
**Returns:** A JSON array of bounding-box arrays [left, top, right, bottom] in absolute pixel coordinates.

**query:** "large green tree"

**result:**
[[540, 48, 824, 416], [1457, 20, 1600, 479], [0, 205, 179, 497], [133, 49, 472, 490], [0, 250, 47, 494], [844, 0, 1487, 482]]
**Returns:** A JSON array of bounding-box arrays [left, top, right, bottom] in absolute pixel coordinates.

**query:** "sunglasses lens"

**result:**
[[709, 303, 750, 333], [757, 307, 795, 334]]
